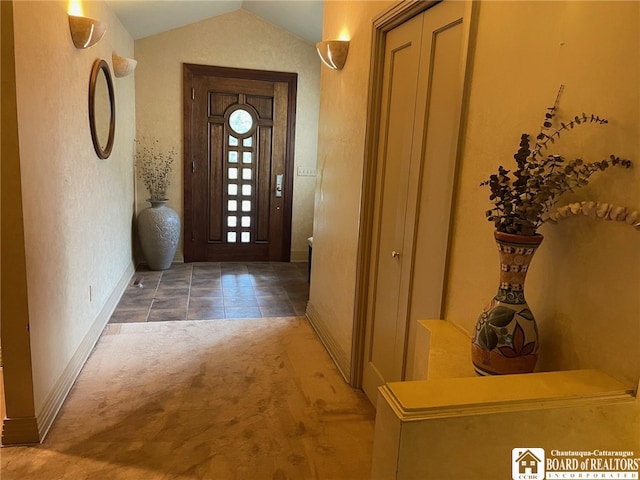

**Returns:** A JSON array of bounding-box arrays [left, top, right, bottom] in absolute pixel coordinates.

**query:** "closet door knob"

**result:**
[[391, 250, 401, 258]]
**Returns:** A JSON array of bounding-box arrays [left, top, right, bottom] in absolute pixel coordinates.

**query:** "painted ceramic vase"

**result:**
[[137, 199, 180, 271], [471, 231, 543, 376]]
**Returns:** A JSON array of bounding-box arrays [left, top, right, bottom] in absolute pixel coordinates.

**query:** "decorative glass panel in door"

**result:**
[[225, 108, 255, 245]]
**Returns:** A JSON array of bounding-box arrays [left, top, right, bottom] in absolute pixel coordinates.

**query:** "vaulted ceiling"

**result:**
[[106, 0, 324, 44]]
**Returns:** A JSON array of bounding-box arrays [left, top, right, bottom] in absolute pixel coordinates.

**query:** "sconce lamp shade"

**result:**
[[113, 54, 137, 78], [69, 15, 106, 49], [316, 40, 349, 70]]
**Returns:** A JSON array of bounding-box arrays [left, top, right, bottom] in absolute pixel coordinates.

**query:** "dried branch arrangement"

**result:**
[[136, 138, 177, 202], [482, 85, 633, 235]]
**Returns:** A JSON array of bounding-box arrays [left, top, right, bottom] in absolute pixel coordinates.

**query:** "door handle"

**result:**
[[391, 250, 401, 258], [275, 174, 283, 198]]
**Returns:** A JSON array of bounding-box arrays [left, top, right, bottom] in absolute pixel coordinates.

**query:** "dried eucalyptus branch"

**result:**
[[482, 86, 633, 236], [136, 138, 177, 202], [547, 201, 640, 230]]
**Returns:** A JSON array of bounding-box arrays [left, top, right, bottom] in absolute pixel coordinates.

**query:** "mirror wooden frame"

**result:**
[[88, 59, 115, 159]]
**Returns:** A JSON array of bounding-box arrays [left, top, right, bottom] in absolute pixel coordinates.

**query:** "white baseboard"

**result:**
[[34, 262, 135, 442], [305, 301, 351, 383]]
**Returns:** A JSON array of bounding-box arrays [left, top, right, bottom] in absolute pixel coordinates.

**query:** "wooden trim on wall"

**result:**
[[439, 0, 480, 319], [1, 0, 37, 445]]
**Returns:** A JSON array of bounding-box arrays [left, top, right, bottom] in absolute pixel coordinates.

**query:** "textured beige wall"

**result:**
[[134, 9, 320, 260], [12, 0, 135, 411], [445, 1, 640, 385], [315, 1, 639, 385], [308, 0, 393, 375]]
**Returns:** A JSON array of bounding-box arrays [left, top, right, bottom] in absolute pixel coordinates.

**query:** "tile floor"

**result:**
[[109, 262, 310, 324]]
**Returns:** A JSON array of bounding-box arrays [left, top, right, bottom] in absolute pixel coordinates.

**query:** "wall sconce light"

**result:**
[[69, 14, 106, 49], [112, 54, 137, 78], [316, 40, 350, 70]]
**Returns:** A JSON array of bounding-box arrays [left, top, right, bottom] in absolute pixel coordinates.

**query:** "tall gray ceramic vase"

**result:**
[[137, 199, 180, 271]]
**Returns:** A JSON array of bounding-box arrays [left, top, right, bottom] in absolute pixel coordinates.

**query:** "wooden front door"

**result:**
[[183, 64, 297, 262]]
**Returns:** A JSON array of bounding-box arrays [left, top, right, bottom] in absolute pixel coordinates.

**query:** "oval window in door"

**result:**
[[228, 109, 253, 135]]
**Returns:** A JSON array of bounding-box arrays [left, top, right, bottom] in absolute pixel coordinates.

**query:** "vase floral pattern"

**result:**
[[471, 231, 543, 376]]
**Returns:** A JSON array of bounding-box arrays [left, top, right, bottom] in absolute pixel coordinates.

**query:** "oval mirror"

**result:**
[[89, 59, 115, 159]]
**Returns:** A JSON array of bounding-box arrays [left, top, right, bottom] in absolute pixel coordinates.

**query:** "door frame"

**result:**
[[350, 0, 478, 388], [182, 63, 297, 263]]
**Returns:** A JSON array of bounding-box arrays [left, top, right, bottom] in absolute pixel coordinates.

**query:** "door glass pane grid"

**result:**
[[224, 125, 256, 244], [236, 176, 253, 242]]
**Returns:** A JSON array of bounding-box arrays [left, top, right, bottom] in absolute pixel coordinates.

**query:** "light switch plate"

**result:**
[[297, 166, 317, 177]]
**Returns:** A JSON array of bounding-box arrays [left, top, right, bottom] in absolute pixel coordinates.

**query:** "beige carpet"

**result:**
[[1, 317, 375, 479]]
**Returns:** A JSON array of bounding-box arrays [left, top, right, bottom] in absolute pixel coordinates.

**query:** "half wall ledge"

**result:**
[[372, 319, 639, 479]]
